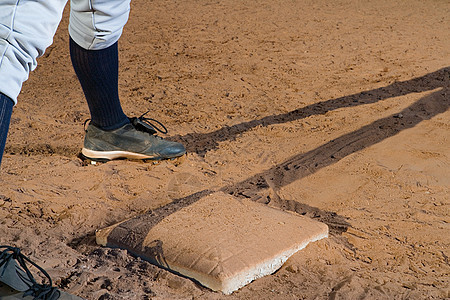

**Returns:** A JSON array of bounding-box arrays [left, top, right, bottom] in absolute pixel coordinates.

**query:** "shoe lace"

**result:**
[[0, 246, 61, 300], [130, 110, 168, 135], [83, 111, 168, 135]]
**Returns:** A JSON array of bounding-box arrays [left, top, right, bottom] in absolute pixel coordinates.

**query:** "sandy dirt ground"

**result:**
[[1, 0, 449, 299]]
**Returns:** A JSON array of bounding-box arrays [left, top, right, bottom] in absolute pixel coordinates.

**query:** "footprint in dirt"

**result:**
[[166, 173, 203, 200]]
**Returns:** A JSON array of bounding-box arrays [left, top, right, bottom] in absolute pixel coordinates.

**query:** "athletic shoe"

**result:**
[[81, 112, 186, 161], [0, 245, 83, 299]]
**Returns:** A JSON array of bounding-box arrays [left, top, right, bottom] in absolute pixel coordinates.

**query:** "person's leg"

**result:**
[[69, 0, 186, 161], [0, 0, 68, 168], [0, 0, 68, 103], [0, 93, 14, 167], [69, 0, 131, 130], [69, 38, 129, 130]]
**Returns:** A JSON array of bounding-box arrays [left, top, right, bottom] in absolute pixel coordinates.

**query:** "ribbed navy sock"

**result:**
[[0, 93, 14, 168], [70, 37, 130, 130]]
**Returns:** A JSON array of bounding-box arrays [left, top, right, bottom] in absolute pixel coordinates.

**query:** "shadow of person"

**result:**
[[177, 68, 447, 234], [222, 85, 449, 223], [102, 67, 448, 249], [174, 66, 449, 156]]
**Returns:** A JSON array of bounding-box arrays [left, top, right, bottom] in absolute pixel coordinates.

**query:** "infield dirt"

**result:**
[[1, 0, 449, 299]]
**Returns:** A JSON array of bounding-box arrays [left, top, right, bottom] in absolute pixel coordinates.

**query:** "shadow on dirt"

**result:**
[[72, 67, 449, 253], [169, 66, 448, 234], [175, 66, 449, 156], [223, 83, 448, 232]]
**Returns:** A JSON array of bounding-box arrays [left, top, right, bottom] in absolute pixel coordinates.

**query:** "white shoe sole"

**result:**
[[82, 148, 158, 160]]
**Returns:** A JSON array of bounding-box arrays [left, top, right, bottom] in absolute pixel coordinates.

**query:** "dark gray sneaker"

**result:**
[[81, 114, 186, 161], [0, 245, 84, 299]]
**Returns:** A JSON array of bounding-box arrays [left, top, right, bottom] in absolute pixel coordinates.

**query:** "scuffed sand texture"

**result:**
[[1, 0, 449, 299]]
